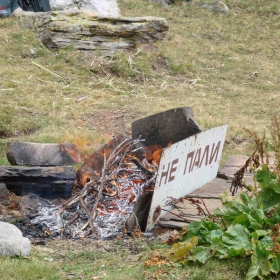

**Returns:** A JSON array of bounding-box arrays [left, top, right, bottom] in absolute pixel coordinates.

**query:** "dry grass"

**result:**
[[1, 1, 280, 277], [1, 0, 280, 167]]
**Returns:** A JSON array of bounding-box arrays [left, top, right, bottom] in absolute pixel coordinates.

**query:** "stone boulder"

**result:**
[[0, 222, 31, 256], [17, 10, 168, 56], [200, 1, 229, 14], [7, 142, 81, 166], [49, 0, 120, 17], [132, 107, 202, 148]]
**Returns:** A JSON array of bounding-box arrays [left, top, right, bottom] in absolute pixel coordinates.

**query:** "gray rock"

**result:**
[[200, 1, 229, 14], [7, 142, 81, 166], [12, 0, 120, 17], [150, 0, 192, 6], [49, 0, 78, 11], [16, 10, 168, 56], [49, 0, 120, 17], [132, 107, 202, 148], [0, 183, 10, 206], [0, 166, 75, 198], [0, 222, 31, 256]]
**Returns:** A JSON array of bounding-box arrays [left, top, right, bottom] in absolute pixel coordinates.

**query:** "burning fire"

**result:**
[[56, 137, 159, 238]]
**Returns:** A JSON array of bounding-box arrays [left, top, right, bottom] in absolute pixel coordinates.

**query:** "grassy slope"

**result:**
[[1, 0, 280, 165], [1, 0, 280, 279]]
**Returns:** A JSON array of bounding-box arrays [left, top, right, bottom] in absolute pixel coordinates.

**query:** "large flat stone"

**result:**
[[7, 142, 81, 166], [16, 11, 169, 56], [185, 177, 232, 199], [158, 197, 223, 228], [0, 166, 75, 198], [132, 107, 202, 148]]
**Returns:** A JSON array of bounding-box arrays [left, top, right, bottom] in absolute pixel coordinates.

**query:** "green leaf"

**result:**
[[271, 254, 280, 274], [207, 229, 224, 244], [233, 213, 261, 230], [256, 165, 276, 188], [221, 224, 252, 257], [214, 203, 245, 221], [183, 220, 221, 244], [251, 209, 265, 224], [167, 236, 198, 262], [189, 246, 213, 264], [214, 201, 253, 228], [259, 236, 274, 247], [257, 189, 280, 212], [186, 221, 201, 236], [245, 241, 271, 280], [239, 192, 252, 206]]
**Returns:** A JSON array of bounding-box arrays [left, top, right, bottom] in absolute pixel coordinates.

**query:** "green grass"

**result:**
[[0, 239, 253, 280], [0, 255, 62, 280]]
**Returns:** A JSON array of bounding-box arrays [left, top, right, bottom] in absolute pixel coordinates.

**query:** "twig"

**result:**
[[130, 156, 155, 176], [79, 181, 95, 234], [161, 208, 192, 223], [200, 198, 211, 216], [90, 154, 107, 221], [186, 198, 208, 216], [32, 61, 66, 82]]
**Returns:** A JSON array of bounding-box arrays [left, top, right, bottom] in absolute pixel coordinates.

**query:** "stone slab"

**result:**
[[217, 154, 276, 186], [158, 197, 223, 228], [17, 11, 169, 56], [0, 183, 10, 206], [7, 141, 81, 166], [132, 107, 202, 148], [185, 177, 231, 198], [0, 166, 75, 198]]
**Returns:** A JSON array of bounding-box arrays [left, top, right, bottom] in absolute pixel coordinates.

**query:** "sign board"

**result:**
[[146, 124, 228, 231]]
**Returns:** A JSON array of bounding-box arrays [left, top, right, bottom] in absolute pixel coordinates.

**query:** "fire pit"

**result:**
[[28, 137, 160, 239], [6, 107, 227, 241]]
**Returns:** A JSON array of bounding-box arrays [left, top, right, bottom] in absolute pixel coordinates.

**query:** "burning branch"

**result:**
[[58, 137, 157, 239]]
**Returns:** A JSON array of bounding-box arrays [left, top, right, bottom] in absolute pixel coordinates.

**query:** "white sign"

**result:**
[[146, 124, 228, 231]]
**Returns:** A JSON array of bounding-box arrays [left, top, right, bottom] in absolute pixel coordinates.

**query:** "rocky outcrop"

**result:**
[[0, 222, 31, 256], [18, 10, 169, 56]]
